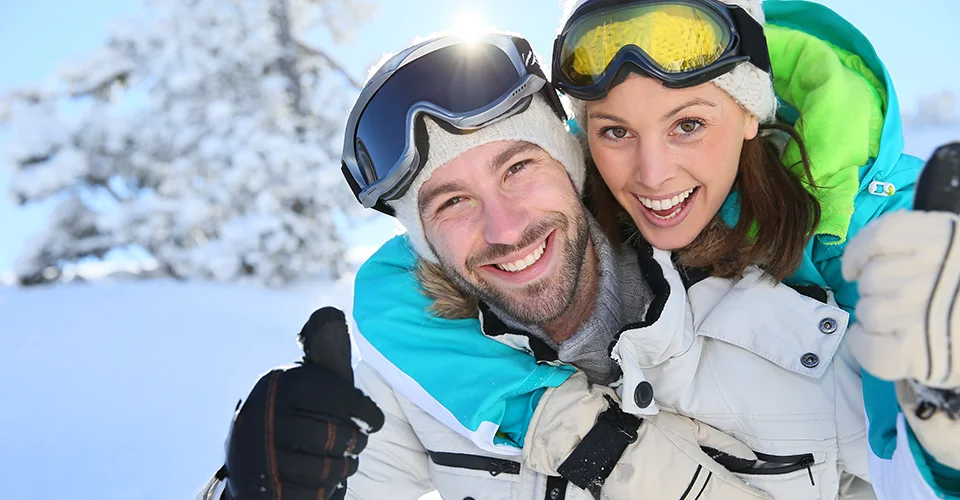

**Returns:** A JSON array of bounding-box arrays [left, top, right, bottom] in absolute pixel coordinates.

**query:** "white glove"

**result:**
[[842, 210, 960, 388], [523, 371, 769, 499]]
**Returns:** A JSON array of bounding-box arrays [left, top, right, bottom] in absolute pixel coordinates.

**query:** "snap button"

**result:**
[[819, 318, 837, 334], [634, 381, 654, 408], [801, 353, 820, 368], [550, 487, 562, 500]]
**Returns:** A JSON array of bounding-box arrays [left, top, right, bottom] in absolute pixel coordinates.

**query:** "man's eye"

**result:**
[[438, 196, 464, 212], [507, 160, 528, 176]]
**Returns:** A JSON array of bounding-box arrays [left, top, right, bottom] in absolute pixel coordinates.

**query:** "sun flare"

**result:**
[[450, 9, 492, 40]]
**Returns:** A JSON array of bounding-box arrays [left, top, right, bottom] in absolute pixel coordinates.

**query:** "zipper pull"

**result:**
[[803, 456, 816, 486]]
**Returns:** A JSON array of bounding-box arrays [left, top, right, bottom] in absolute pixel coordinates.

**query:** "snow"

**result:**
[[2, 0, 367, 287], [0, 278, 353, 500], [10, 146, 88, 200], [57, 47, 135, 97], [2, 97, 70, 168], [0, 272, 446, 500], [0, 209, 412, 500]]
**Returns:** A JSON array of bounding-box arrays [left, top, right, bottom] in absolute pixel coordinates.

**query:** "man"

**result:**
[[208, 32, 767, 500]]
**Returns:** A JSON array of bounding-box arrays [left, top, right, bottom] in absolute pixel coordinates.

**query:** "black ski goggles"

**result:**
[[552, 0, 771, 100], [341, 34, 566, 215]]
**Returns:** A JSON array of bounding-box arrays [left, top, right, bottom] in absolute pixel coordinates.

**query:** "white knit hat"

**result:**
[[389, 94, 586, 262], [562, 0, 778, 124]]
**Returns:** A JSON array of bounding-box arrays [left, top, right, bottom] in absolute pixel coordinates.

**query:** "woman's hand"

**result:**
[[843, 210, 960, 389]]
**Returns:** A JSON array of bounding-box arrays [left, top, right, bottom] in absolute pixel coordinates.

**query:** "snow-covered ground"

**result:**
[[0, 214, 401, 500], [1, 127, 958, 500], [0, 278, 356, 499]]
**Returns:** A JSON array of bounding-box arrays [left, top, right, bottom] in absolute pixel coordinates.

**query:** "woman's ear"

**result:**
[[744, 113, 760, 141]]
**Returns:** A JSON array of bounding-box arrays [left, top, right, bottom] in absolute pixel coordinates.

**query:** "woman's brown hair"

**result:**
[[590, 122, 822, 282]]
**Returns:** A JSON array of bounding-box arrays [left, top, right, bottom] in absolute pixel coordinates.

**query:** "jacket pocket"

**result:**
[[731, 452, 826, 500], [427, 450, 521, 476], [426, 451, 522, 500]]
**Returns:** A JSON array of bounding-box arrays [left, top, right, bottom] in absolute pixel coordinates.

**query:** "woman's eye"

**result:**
[[675, 119, 703, 134], [601, 126, 631, 140]]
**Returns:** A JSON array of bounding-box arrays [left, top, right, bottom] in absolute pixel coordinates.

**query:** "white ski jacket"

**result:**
[[609, 247, 873, 499], [348, 244, 874, 499], [346, 361, 595, 500]]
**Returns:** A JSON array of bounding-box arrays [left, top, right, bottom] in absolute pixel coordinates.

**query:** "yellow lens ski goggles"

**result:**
[[552, 0, 770, 100]]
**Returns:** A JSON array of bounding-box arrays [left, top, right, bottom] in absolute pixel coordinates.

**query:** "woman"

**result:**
[[351, 0, 960, 498]]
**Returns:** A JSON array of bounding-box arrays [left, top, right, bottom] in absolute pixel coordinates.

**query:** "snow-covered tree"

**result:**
[[1, 0, 372, 286]]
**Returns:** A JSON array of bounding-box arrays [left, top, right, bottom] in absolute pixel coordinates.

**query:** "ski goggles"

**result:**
[[341, 34, 566, 214], [552, 0, 771, 100]]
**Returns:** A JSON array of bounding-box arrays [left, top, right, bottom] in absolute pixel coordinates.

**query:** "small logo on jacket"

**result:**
[[869, 181, 896, 197]]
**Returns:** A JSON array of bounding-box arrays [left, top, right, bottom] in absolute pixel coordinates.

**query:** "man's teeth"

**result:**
[[495, 240, 547, 273], [636, 187, 695, 211]]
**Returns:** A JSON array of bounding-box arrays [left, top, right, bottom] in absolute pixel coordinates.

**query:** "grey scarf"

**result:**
[[493, 216, 653, 384]]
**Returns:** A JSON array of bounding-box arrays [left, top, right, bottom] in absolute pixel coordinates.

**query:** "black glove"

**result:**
[[219, 307, 385, 500]]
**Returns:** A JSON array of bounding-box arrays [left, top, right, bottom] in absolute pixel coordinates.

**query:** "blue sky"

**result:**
[[1, 0, 958, 273]]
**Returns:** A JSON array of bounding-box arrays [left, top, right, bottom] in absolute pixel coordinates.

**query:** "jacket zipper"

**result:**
[[427, 450, 521, 476], [734, 452, 817, 486]]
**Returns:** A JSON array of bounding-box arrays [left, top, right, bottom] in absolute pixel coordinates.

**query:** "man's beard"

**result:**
[[433, 207, 591, 324]]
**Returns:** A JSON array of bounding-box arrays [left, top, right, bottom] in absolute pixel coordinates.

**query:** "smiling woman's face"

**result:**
[[585, 74, 759, 250]]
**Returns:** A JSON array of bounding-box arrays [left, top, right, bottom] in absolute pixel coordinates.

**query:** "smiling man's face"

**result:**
[[419, 140, 591, 323]]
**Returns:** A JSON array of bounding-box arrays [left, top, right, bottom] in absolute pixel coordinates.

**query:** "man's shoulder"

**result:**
[[353, 234, 426, 317]]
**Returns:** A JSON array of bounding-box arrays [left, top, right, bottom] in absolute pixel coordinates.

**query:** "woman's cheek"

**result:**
[[595, 149, 632, 187]]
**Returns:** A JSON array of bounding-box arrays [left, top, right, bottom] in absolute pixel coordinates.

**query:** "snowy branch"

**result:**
[[296, 39, 362, 89], [4, 0, 361, 286], [59, 47, 135, 98]]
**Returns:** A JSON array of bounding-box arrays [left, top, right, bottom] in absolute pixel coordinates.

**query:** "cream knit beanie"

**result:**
[[562, 0, 777, 125], [389, 95, 586, 262]]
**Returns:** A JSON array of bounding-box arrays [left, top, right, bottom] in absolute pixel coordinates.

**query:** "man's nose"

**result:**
[[481, 193, 530, 246]]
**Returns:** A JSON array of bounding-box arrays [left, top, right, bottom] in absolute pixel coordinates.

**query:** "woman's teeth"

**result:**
[[495, 240, 547, 273], [635, 187, 696, 211], [652, 206, 683, 220]]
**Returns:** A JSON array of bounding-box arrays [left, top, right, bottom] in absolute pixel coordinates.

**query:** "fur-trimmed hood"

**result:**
[[415, 259, 479, 320]]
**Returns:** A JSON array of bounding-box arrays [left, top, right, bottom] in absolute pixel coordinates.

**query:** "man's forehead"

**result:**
[[432, 140, 543, 181], [422, 140, 543, 189], [417, 140, 547, 213]]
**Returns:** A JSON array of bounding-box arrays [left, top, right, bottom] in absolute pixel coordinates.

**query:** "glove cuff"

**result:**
[[556, 395, 642, 489], [523, 372, 620, 475], [897, 380, 960, 469]]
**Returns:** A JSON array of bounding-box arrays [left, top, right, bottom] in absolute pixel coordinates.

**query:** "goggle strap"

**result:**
[[514, 36, 567, 122], [342, 163, 362, 201], [342, 163, 397, 215], [730, 5, 771, 74]]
